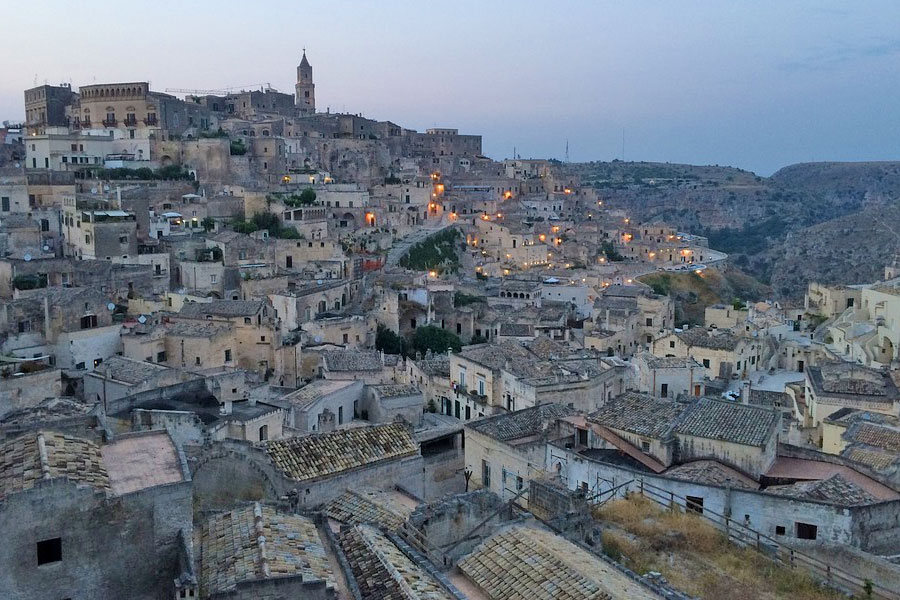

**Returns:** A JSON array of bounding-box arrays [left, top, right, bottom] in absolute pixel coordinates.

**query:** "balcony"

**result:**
[[81, 119, 91, 128], [123, 117, 138, 127], [144, 116, 158, 126], [102, 118, 118, 127]]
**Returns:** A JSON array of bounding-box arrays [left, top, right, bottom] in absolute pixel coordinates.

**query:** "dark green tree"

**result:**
[[409, 325, 462, 356], [375, 324, 406, 355]]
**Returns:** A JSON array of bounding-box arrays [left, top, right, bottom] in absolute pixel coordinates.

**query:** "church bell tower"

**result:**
[[295, 50, 315, 115]]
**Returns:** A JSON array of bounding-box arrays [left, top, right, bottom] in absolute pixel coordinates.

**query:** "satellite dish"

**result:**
[[314, 336, 322, 343], [23, 253, 31, 262], [138, 315, 147, 324], [42, 245, 50, 252], [107, 303, 116, 311], [316, 280, 323, 285]]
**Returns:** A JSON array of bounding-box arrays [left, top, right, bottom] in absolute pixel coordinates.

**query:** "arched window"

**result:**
[[318, 300, 326, 313], [258, 425, 268, 441]]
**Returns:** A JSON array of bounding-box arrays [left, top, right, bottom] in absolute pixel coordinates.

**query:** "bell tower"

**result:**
[[295, 49, 315, 115]]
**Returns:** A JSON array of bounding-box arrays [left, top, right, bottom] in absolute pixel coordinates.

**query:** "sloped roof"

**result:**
[[199, 503, 335, 596], [674, 398, 778, 447], [589, 392, 687, 439], [338, 524, 453, 600], [850, 422, 900, 452], [281, 379, 359, 410], [179, 300, 265, 318], [325, 488, 413, 529], [468, 404, 574, 442], [675, 328, 742, 351], [0, 431, 109, 501], [88, 355, 170, 385], [322, 349, 386, 371], [458, 524, 661, 600], [767, 474, 875, 505], [665, 460, 758, 490], [264, 423, 417, 482]]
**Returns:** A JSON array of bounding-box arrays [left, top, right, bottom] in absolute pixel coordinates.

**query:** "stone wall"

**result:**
[[0, 368, 62, 419], [548, 442, 888, 548], [408, 490, 505, 566], [0, 477, 192, 600]]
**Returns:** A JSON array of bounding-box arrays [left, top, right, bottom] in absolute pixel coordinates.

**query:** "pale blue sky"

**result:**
[[3, 1, 899, 174]]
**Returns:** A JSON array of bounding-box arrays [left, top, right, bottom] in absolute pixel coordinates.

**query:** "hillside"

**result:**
[[638, 268, 771, 326], [767, 200, 900, 297], [571, 161, 900, 298]]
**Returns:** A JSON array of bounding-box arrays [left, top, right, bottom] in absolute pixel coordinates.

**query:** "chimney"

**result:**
[[220, 398, 233, 415], [245, 391, 255, 407], [741, 380, 751, 405], [605, 308, 610, 330]]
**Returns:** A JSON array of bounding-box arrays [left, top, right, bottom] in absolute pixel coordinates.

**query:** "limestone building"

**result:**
[[295, 50, 316, 115]]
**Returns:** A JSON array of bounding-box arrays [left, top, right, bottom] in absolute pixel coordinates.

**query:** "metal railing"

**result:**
[[626, 479, 898, 600]]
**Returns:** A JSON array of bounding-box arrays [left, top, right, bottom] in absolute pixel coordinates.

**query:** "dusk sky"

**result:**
[[3, 1, 899, 175]]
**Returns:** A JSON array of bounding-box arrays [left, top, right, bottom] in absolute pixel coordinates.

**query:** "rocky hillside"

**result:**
[[570, 160, 900, 299], [638, 269, 771, 326]]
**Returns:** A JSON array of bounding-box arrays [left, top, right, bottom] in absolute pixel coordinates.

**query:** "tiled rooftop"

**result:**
[[589, 392, 687, 440], [338, 524, 453, 599], [89, 355, 170, 385], [0, 431, 109, 501], [325, 488, 414, 529], [674, 398, 778, 447], [199, 503, 335, 597], [850, 422, 900, 452], [767, 474, 875, 505], [322, 349, 389, 371], [371, 383, 421, 398], [264, 423, 418, 482], [664, 460, 758, 489], [180, 299, 265, 318], [281, 379, 359, 410], [636, 352, 701, 370], [675, 328, 741, 351], [458, 524, 661, 600], [842, 446, 898, 472], [468, 403, 574, 442]]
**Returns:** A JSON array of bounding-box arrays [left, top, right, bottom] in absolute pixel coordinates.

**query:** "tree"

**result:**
[[375, 324, 405, 355], [469, 334, 488, 345], [409, 325, 462, 356], [299, 187, 317, 204], [201, 217, 216, 232]]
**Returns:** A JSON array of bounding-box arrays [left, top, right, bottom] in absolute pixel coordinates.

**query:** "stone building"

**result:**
[[652, 326, 765, 380], [189, 422, 423, 511], [198, 503, 335, 599], [295, 51, 316, 116], [0, 430, 194, 600]]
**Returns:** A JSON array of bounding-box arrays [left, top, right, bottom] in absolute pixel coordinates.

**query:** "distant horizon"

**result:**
[[3, 1, 899, 176]]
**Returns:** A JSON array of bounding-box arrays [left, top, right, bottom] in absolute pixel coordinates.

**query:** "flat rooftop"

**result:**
[[100, 431, 185, 496]]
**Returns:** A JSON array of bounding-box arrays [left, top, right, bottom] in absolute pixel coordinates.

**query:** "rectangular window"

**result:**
[[645, 317, 653, 326], [702, 359, 710, 368], [338, 406, 344, 424], [516, 476, 524, 491], [224, 349, 232, 362], [686, 495, 704, 514], [1, 197, 9, 212], [640, 440, 651, 453], [775, 525, 786, 536], [482, 459, 491, 488], [669, 340, 675, 348], [660, 383, 668, 398], [37, 538, 62, 565], [210, 274, 217, 283], [156, 351, 167, 362], [796, 522, 817, 540]]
